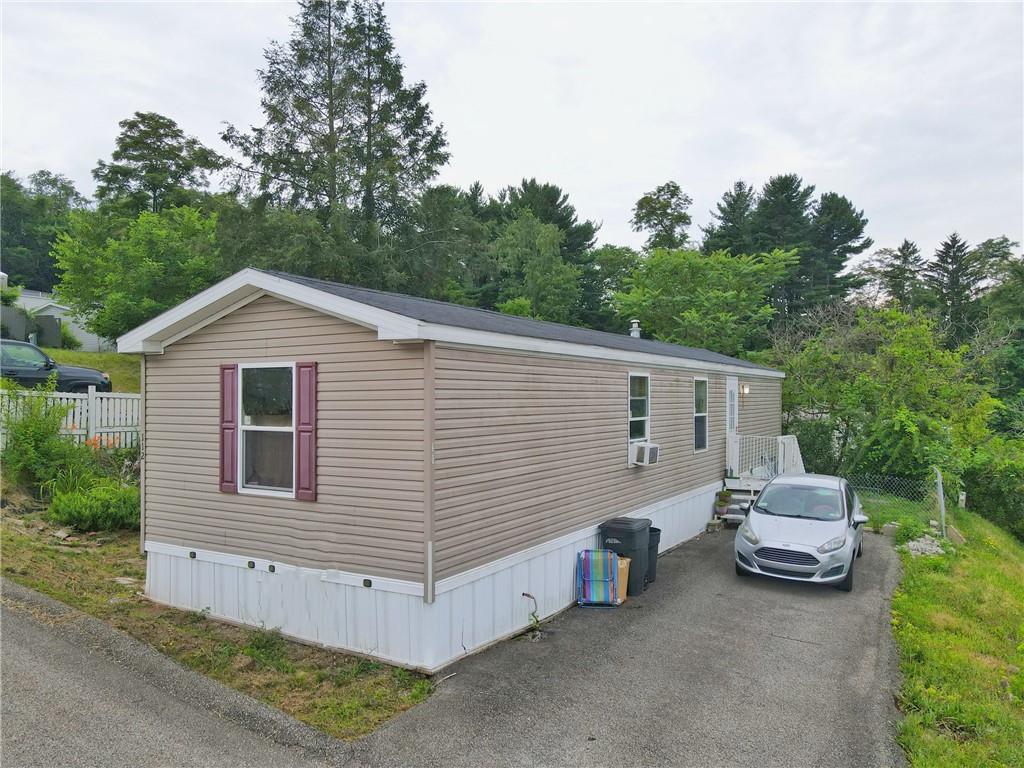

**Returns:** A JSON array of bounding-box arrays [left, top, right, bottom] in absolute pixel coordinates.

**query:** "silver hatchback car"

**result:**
[[734, 474, 869, 592]]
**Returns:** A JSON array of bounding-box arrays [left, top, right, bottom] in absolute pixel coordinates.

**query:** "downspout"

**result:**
[[423, 340, 436, 603], [139, 354, 146, 555]]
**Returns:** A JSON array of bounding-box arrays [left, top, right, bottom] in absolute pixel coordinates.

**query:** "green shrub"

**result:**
[[48, 481, 140, 531], [785, 417, 840, 475], [894, 518, 929, 546], [1, 379, 100, 494], [59, 323, 82, 350], [963, 437, 1024, 541]]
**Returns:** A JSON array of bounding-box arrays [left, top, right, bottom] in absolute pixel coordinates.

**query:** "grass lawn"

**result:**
[[0, 498, 431, 740], [43, 348, 141, 393], [859, 492, 1024, 767]]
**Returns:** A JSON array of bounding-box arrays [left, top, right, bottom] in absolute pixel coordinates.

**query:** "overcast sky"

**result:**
[[3, 1, 1022, 258]]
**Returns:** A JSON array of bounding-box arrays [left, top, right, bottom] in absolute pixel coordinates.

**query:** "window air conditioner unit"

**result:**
[[629, 442, 661, 466]]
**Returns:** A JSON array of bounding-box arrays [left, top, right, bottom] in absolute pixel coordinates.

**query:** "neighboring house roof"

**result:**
[[16, 290, 69, 315], [117, 268, 784, 378]]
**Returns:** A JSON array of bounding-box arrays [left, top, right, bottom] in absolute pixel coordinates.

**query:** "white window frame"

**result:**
[[237, 362, 296, 499], [693, 376, 709, 454], [628, 371, 651, 444]]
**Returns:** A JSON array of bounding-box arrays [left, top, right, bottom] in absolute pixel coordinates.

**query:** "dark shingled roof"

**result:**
[[259, 269, 780, 374]]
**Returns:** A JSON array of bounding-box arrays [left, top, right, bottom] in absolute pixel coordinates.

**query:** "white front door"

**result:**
[[726, 376, 739, 474]]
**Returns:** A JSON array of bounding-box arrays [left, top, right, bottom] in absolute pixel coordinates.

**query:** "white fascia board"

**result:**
[[117, 269, 420, 353], [415, 323, 785, 379]]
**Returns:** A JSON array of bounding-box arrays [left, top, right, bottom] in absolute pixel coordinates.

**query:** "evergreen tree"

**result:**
[[93, 112, 222, 215], [804, 192, 872, 308], [502, 178, 597, 259], [223, 0, 447, 229], [746, 175, 871, 317], [876, 239, 925, 309], [701, 180, 757, 255], [749, 174, 813, 316], [750, 173, 814, 255], [392, 185, 490, 302], [630, 181, 692, 250], [924, 232, 985, 347]]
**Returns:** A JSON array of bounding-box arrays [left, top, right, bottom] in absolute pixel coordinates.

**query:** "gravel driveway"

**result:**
[[351, 529, 905, 768], [1, 529, 904, 768]]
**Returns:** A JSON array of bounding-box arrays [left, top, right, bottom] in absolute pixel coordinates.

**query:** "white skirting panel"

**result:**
[[145, 480, 719, 672]]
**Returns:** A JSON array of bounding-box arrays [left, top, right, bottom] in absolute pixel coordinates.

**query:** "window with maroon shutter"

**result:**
[[219, 364, 238, 493], [294, 362, 317, 501]]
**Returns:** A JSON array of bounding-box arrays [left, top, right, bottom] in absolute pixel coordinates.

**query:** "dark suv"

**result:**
[[0, 340, 112, 392]]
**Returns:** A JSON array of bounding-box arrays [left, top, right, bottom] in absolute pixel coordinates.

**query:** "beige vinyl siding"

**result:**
[[144, 295, 426, 580], [432, 345, 730, 579], [738, 377, 782, 436]]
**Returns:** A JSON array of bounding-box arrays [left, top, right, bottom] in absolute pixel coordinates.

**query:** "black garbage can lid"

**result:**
[[599, 517, 651, 532]]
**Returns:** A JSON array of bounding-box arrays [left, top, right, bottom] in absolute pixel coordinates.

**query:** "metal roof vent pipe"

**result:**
[[629, 319, 642, 338]]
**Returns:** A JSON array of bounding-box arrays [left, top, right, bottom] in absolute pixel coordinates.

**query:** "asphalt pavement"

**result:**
[[350, 529, 905, 768], [1, 528, 904, 768]]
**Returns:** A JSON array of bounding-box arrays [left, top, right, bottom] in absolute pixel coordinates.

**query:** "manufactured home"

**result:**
[[118, 268, 795, 671]]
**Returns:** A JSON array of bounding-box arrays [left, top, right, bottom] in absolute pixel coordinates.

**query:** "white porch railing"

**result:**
[[727, 433, 804, 478], [0, 386, 141, 448]]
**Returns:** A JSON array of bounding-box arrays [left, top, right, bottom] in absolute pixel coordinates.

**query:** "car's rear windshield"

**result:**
[[754, 484, 844, 521]]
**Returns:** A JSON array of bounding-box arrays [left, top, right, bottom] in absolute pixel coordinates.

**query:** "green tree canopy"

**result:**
[[875, 239, 926, 309], [614, 248, 797, 357], [54, 207, 221, 339], [93, 112, 223, 215], [491, 210, 580, 324], [223, 0, 447, 230], [630, 181, 692, 251], [0, 171, 87, 291], [924, 232, 986, 348], [775, 306, 994, 479], [701, 180, 757, 256]]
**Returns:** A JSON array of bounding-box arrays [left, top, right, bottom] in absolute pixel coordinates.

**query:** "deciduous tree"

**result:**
[[630, 181, 692, 250], [54, 207, 221, 339], [93, 112, 222, 215], [614, 248, 796, 357]]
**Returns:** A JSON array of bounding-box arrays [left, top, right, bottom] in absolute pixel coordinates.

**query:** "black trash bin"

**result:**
[[598, 517, 650, 596], [647, 527, 662, 584]]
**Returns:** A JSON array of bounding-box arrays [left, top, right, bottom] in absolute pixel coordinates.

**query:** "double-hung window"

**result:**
[[629, 373, 650, 441], [239, 363, 295, 496], [693, 377, 708, 452]]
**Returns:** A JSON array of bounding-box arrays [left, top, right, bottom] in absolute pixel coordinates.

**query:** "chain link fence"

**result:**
[[847, 472, 949, 538]]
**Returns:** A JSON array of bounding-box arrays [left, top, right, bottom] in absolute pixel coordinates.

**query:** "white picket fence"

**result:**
[[0, 386, 141, 448]]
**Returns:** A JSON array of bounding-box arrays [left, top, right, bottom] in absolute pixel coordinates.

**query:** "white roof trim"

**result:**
[[117, 269, 420, 353], [117, 269, 784, 379]]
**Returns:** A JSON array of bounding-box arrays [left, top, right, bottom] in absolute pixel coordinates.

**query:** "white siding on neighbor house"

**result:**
[[143, 295, 426, 580], [430, 345, 742, 579]]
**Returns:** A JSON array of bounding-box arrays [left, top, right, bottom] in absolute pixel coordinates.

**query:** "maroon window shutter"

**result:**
[[295, 362, 318, 501], [219, 364, 238, 493]]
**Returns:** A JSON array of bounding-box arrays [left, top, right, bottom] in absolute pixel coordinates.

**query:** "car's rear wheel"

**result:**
[[835, 561, 854, 592], [735, 561, 750, 577]]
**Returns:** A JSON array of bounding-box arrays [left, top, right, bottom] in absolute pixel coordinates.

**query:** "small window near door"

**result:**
[[727, 387, 737, 433], [629, 373, 650, 442], [694, 378, 708, 452]]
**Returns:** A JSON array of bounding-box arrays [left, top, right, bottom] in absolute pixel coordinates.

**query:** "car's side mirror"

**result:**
[[852, 513, 869, 529], [44, 358, 56, 369], [740, 501, 750, 516]]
